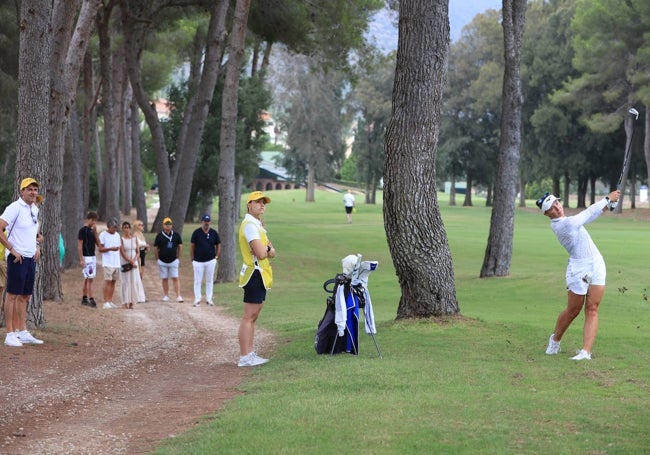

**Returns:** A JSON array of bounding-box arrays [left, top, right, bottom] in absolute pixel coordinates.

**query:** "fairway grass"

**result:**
[[153, 190, 650, 454]]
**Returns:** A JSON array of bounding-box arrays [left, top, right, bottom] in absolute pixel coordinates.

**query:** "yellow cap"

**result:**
[[163, 217, 172, 224], [246, 191, 271, 204], [20, 177, 39, 190]]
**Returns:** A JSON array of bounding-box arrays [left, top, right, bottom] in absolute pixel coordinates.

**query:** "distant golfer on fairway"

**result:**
[[537, 190, 620, 360]]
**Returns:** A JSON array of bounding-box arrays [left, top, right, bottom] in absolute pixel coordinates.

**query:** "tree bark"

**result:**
[[43, 0, 101, 300], [384, 0, 459, 318], [480, 0, 526, 278], [96, 3, 121, 222], [131, 97, 148, 228], [217, 0, 252, 283], [15, 0, 53, 327]]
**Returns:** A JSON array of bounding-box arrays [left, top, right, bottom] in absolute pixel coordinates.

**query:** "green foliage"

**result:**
[[187, 71, 272, 218], [283, 63, 348, 184], [153, 189, 650, 454], [439, 10, 502, 192], [350, 50, 393, 196], [249, 0, 383, 73], [525, 178, 553, 200], [339, 153, 359, 182]]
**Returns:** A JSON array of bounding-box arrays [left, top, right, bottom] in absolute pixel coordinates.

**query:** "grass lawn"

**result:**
[[153, 189, 650, 454]]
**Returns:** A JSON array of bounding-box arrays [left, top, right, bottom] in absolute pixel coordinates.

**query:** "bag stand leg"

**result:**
[[362, 307, 382, 358], [369, 333, 382, 359]]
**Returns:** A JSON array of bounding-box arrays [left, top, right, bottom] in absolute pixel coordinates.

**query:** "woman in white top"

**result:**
[[538, 189, 620, 360], [119, 221, 146, 309]]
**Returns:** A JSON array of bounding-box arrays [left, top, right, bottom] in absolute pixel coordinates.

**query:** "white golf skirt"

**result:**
[[565, 255, 606, 295]]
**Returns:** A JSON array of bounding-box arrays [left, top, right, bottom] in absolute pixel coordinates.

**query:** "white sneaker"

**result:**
[[109, 302, 119, 309], [4, 332, 23, 347], [571, 349, 591, 360], [16, 330, 43, 345], [103, 302, 113, 309], [176, 296, 184, 303], [207, 301, 214, 306], [545, 334, 561, 355], [162, 295, 170, 302], [192, 301, 200, 307], [237, 352, 269, 367]]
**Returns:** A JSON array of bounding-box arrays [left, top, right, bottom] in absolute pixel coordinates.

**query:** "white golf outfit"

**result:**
[[550, 198, 608, 295]]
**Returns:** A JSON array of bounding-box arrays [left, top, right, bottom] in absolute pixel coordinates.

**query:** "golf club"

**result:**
[[609, 107, 639, 211]]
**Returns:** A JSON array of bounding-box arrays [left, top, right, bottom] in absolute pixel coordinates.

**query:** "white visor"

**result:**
[[541, 195, 559, 213]]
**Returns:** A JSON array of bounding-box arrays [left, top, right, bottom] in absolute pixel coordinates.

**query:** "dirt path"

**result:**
[[0, 261, 273, 454]]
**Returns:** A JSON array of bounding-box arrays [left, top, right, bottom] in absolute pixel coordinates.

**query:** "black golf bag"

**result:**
[[314, 274, 350, 355]]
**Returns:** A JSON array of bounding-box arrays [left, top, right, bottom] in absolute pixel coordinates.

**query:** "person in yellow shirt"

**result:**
[[237, 191, 275, 367]]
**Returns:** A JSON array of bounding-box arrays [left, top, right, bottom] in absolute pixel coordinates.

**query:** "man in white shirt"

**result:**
[[0, 177, 44, 347], [98, 218, 121, 309]]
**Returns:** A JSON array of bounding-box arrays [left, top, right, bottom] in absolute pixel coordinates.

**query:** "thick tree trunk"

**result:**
[[43, 0, 100, 299], [217, 0, 251, 283], [384, 0, 459, 319], [14, 0, 52, 327], [480, 0, 526, 278]]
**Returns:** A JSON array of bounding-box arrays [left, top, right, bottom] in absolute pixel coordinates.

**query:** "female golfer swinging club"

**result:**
[[537, 189, 620, 360]]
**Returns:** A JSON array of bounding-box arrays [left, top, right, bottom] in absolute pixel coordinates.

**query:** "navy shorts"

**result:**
[[243, 269, 266, 304], [6, 255, 36, 296]]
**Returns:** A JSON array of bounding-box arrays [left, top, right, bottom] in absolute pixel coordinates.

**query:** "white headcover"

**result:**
[[342, 254, 361, 276]]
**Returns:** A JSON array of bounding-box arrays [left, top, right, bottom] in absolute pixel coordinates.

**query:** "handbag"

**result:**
[[121, 263, 133, 273]]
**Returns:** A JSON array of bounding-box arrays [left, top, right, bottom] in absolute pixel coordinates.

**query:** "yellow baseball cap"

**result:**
[[246, 191, 271, 204], [20, 177, 39, 190], [163, 217, 172, 224]]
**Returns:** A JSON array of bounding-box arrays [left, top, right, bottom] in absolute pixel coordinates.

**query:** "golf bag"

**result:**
[[314, 255, 381, 357], [314, 274, 349, 355]]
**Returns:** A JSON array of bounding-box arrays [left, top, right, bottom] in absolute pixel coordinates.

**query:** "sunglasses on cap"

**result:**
[[535, 193, 550, 210]]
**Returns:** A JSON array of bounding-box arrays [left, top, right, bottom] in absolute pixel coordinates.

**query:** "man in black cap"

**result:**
[[190, 214, 221, 306]]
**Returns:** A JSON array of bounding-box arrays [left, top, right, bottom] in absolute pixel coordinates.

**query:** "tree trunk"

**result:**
[[463, 173, 473, 207], [449, 174, 456, 206], [169, 0, 229, 233], [131, 98, 148, 228], [480, 0, 526, 278], [384, 0, 459, 319], [15, 0, 53, 327], [216, 0, 251, 283], [62, 112, 84, 270], [96, 4, 120, 222], [43, 0, 100, 299], [121, 0, 172, 231], [563, 170, 571, 209], [306, 164, 316, 202]]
